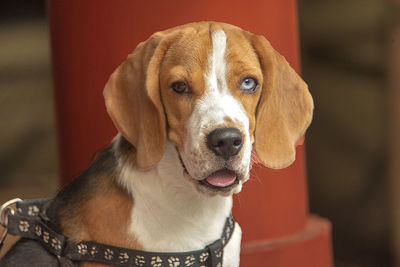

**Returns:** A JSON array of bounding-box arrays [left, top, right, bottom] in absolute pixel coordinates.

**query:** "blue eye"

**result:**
[[240, 77, 258, 93]]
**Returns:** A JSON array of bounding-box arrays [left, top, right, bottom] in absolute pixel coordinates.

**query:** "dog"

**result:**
[[0, 21, 313, 266]]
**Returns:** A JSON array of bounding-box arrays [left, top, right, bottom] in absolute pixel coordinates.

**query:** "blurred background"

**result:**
[[300, 0, 394, 266], [0, 0, 398, 266]]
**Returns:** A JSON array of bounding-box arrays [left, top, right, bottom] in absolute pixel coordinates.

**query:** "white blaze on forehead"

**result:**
[[208, 30, 228, 92], [201, 29, 249, 129], [180, 29, 251, 181]]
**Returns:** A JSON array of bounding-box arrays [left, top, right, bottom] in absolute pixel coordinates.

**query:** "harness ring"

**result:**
[[0, 198, 22, 227]]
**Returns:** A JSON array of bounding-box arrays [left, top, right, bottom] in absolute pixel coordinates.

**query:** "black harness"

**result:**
[[0, 198, 235, 267]]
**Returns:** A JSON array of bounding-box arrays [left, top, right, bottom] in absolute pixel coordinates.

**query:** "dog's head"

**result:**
[[104, 22, 313, 196]]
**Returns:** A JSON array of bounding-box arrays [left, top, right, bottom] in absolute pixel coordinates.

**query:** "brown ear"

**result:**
[[250, 34, 314, 169], [104, 32, 173, 170]]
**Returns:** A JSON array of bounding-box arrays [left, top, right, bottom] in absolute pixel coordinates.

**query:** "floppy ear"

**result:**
[[250, 34, 314, 169], [104, 32, 173, 170]]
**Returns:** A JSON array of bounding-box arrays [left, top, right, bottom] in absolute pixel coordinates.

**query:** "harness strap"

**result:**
[[2, 199, 235, 267]]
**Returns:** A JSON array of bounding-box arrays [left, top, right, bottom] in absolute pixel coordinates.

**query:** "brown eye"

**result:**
[[171, 81, 190, 94], [240, 77, 258, 93]]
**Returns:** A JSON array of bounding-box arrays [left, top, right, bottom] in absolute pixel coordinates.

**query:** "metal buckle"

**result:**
[[0, 198, 22, 250], [0, 198, 21, 227]]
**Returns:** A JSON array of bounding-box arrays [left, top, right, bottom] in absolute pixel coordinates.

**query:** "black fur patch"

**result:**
[[50, 143, 120, 232]]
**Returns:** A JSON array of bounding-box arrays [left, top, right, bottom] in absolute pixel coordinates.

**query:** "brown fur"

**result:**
[[245, 32, 314, 169], [72, 21, 313, 264], [79, 183, 138, 267], [58, 175, 139, 249], [104, 21, 313, 171], [224, 28, 263, 144], [52, 139, 140, 267], [103, 32, 170, 170], [62, 21, 312, 265], [159, 30, 211, 150], [2, 21, 313, 267]]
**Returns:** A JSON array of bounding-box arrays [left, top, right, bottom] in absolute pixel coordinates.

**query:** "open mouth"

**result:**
[[177, 148, 239, 192], [199, 169, 239, 191]]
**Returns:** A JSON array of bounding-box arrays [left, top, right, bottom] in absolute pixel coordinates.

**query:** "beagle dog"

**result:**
[[1, 22, 313, 266]]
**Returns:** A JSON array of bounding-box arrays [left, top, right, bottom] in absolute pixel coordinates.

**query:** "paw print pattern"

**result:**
[[221, 237, 226, 245], [77, 243, 88, 255], [51, 238, 62, 250], [18, 221, 29, 232], [90, 246, 98, 257], [28, 205, 40, 216], [150, 256, 162, 267], [104, 248, 114, 260], [52, 215, 236, 267], [134, 255, 145, 266], [168, 256, 180, 267], [185, 255, 195, 266], [225, 227, 231, 238], [199, 252, 209, 262], [229, 217, 234, 227], [119, 252, 129, 263], [43, 231, 50, 243], [34, 225, 42, 237]]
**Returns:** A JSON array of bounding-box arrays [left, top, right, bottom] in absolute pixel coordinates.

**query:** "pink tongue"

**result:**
[[205, 169, 237, 187]]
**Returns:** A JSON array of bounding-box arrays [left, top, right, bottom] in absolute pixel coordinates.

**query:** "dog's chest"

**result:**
[[116, 142, 242, 266]]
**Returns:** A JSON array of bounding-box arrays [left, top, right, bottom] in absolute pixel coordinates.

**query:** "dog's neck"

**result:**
[[116, 140, 233, 252]]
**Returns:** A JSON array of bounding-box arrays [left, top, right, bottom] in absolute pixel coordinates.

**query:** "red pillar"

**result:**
[[48, 1, 333, 266]]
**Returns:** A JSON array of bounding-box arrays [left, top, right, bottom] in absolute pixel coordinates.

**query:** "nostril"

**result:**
[[233, 138, 242, 147], [217, 140, 225, 147]]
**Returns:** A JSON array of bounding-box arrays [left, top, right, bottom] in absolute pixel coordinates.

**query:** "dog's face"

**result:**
[[104, 22, 313, 196], [159, 29, 261, 195]]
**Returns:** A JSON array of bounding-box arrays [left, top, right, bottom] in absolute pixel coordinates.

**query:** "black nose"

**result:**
[[206, 128, 243, 160]]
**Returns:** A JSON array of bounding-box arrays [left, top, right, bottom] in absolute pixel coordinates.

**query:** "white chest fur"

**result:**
[[117, 142, 241, 266]]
